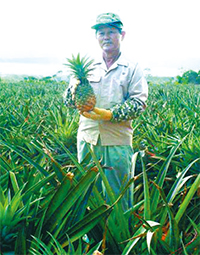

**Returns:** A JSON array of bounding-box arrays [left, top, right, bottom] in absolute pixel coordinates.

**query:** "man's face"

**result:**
[[96, 26, 125, 53]]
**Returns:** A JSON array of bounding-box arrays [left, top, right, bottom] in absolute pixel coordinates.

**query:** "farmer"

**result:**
[[64, 13, 148, 210]]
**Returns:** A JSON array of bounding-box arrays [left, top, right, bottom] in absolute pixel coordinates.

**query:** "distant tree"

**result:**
[[176, 70, 200, 84], [197, 70, 200, 84]]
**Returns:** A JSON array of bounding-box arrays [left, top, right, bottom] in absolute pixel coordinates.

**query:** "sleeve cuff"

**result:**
[[63, 87, 76, 109]]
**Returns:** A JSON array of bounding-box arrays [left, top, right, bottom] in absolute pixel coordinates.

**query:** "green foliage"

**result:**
[[132, 82, 200, 176], [64, 53, 94, 81], [0, 142, 112, 254], [0, 75, 200, 254], [176, 69, 200, 84]]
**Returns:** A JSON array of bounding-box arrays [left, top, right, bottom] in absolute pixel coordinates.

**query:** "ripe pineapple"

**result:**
[[65, 54, 96, 112]]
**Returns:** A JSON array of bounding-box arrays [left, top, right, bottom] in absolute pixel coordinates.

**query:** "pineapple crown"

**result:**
[[64, 53, 94, 81]]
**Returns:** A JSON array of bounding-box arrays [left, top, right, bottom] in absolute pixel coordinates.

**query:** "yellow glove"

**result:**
[[82, 107, 112, 121]]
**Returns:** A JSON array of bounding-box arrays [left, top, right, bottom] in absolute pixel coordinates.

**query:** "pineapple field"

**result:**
[[0, 74, 200, 255]]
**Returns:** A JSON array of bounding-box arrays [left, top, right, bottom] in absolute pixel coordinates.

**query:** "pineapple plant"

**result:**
[[65, 54, 96, 112]]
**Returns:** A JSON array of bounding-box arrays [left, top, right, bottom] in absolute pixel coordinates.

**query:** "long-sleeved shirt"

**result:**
[[64, 53, 148, 146]]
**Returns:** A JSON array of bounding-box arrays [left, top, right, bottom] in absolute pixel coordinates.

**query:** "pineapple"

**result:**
[[65, 54, 96, 112]]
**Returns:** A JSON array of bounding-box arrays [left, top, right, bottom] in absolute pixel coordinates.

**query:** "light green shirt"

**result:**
[[77, 53, 148, 146]]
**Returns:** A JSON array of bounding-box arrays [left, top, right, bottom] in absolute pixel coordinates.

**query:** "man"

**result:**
[[64, 13, 148, 210]]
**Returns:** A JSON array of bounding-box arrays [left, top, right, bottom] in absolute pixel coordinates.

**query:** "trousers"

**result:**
[[77, 137, 134, 211]]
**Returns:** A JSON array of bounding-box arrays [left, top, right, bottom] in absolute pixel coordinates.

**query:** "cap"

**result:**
[[91, 13, 123, 30]]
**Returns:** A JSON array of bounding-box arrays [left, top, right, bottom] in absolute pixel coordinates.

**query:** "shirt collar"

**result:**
[[116, 52, 129, 67], [93, 52, 129, 68]]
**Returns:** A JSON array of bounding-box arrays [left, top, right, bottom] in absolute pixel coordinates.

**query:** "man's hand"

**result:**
[[76, 98, 96, 112], [81, 107, 112, 121]]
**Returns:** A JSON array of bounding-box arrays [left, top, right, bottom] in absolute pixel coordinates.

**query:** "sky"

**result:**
[[0, 0, 200, 76]]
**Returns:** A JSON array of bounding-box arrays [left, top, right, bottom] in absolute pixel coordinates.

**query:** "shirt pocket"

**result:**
[[108, 75, 130, 106], [119, 72, 129, 99]]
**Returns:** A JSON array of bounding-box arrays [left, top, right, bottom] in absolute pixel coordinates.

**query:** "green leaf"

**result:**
[[44, 128, 86, 175], [130, 152, 138, 206], [9, 171, 20, 194], [67, 234, 76, 255], [22, 172, 56, 201], [86, 241, 103, 255], [152, 182, 179, 252], [121, 225, 146, 255], [166, 158, 200, 203], [150, 135, 187, 215], [181, 233, 189, 255], [48, 232, 68, 255], [0, 140, 57, 186], [175, 174, 200, 223], [124, 200, 144, 221], [30, 236, 53, 255], [2, 188, 23, 226], [0, 184, 6, 206], [43, 168, 99, 233], [0, 201, 4, 222], [160, 159, 199, 226], [44, 174, 73, 222], [141, 154, 151, 220], [15, 220, 27, 255], [59, 204, 112, 248], [187, 216, 200, 236], [29, 210, 47, 253]]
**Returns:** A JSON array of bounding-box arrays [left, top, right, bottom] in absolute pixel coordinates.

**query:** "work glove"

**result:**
[[82, 107, 112, 121]]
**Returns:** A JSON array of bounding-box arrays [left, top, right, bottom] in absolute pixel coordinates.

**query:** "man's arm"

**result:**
[[110, 64, 148, 122], [110, 97, 146, 122], [82, 64, 148, 122]]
